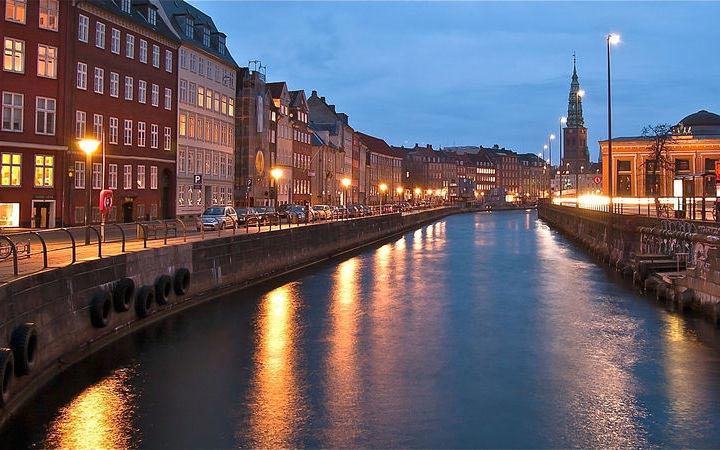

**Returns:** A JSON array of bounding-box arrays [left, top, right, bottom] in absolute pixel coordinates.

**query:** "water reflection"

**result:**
[[244, 283, 305, 448], [323, 257, 362, 446], [44, 367, 137, 449]]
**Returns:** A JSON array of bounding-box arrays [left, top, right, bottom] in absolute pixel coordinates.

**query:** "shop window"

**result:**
[[616, 160, 632, 196], [1, 152, 21, 186]]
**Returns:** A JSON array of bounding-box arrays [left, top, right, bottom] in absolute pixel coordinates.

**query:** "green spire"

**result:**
[[567, 53, 584, 128]]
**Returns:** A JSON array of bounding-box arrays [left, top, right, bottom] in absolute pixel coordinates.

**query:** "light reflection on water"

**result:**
[[6, 210, 720, 448], [44, 367, 138, 449]]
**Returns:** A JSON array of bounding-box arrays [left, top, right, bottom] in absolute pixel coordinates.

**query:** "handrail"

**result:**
[[137, 222, 149, 248], [216, 218, 222, 237], [176, 218, 187, 242], [88, 226, 102, 257], [28, 231, 47, 269], [110, 223, 126, 252], [0, 236, 18, 276], [199, 217, 205, 240], [60, 228, 76, 264], [162, 220, 169, 245], [232, 217, 237, 235]]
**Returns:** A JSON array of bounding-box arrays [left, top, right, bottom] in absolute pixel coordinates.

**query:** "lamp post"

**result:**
[[78, 137, 100, 244], [560, 117, 567, 197], [607, 33, 620, 208], [414, 187, 421, 205], [270, 167, 283, 209], [341, 177, 351, 206], [379, 183, 387, 212], [396, 186, 404, 203]]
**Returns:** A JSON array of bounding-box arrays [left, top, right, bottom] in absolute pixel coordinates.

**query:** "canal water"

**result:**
[[3, 210, 720, 448]]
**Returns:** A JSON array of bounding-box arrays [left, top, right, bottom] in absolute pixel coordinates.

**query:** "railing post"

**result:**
[[110, 223, 126, 252], [176, 218, 187, 242], [88, 226, 102, 257], [60, 228, 77, 264], [29, 231, 47, 269]]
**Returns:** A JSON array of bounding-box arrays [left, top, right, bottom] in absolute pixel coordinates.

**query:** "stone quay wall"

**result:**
[[0, 208, 453, 426], [538, 202, 720, 326]]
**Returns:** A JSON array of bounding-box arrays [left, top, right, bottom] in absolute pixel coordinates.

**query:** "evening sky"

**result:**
[[189, 0, 720, 163]]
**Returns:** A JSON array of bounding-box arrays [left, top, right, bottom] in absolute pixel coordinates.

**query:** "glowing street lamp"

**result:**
[[379, 183, 388, 210], [341, 177, 351, 206], [270, 167, 283, 209], [77, 137, 100, 244], [414, 187, 421, 205], [607, 32, 620, 207], [396, 186, 404, 202]]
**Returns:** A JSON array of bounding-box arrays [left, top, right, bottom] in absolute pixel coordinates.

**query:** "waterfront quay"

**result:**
[[0, 206, 453, 428]]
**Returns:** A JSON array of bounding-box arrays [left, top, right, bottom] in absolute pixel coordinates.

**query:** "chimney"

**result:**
[[426, 144, 432, 150], [329, 105, 336, 113], [311, 90, 317, 97], [320, 96, 326, 103]]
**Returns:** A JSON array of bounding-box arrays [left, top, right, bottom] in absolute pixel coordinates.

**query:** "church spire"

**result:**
[[567, 53, 584, 128]]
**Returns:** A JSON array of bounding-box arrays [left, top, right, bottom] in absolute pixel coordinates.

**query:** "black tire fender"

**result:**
[[90, 291, 113, 329], [0, 348, 14, 406], [113, 277, 135, 312], [173, 268, 190, 296], [10, 323, 37, 376], [155, 274, 172, 305], [135, 285, 155, 318]]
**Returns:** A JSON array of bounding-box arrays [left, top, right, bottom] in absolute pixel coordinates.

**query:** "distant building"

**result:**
[[267, 82, 292, 205], [562, 56, 590, 173], [357, 132, 402, 205], [289, 90, 312, 205], [600, 110, 720, 198]]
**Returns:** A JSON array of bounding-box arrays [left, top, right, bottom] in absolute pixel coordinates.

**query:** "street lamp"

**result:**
[[379, 183, 388, 211], [607, 33, 620, 206], [78, 138, 100, 244], [396, 186, 404, 203], [341, 177, 351, 206], [559, 117, 567, 197], [270, 167, 283, 209], [414, 187, 421, 205]]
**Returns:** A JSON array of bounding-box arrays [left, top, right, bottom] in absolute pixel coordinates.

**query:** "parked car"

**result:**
[[255, 206, 280, 225], [277, 204, 305, 224], [312, 204, 331, 220], [198, 206, 238, 231], [235, 207, 260, 226]]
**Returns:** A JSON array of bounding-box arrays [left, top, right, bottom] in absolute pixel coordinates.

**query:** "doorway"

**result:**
[[122, 199, 134, 223], [32, 201, 55, 228]]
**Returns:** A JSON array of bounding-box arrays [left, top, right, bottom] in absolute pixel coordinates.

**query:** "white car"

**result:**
[[198, 206, 238, 230]]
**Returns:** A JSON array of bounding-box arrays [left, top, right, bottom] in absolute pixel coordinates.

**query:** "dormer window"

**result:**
[[202, 26, 210, 47], [185, 16, 194, 38], [147, 7, 157, 26], [121, 0, 130, 13]]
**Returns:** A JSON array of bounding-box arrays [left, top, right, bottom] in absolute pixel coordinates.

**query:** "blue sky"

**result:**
[[190, 1, 720, 163]]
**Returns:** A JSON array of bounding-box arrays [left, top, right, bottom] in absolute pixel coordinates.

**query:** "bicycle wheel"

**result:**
[[0, 245, 10, 261]]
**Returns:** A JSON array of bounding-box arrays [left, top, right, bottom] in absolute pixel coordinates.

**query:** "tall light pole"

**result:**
[[607, 33, 620, 206], [560, 117, 566, 197], [341, 177, 351, 206], [379, 183, 387, 211], [78, 138, 100, 244], [396, 186, 404, 203], [270, 167, 283, 209]]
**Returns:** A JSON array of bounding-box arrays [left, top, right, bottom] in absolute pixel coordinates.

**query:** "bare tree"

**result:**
[[641, 124, 675, 215]]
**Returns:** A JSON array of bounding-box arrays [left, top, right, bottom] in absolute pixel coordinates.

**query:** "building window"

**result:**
[[3, 38, 24, 73], [93, 67, 104, 94], [228, 98, 234, 117], [164, 88, 171, 110], [78, 14, 89, 42], [178, 148, 186, 173], [616, 160, 632, 196], [189, 83, 197, 106], [205, 89, 211, 110], [1, 153, 21, 186], [151, 84, 159, 107], [125, 34, 134, 58], [152, 44, 159, 68], [150, 124, 158, 148], [150, 166, 158, 189], [138, 80, 147, 103], [198, 57, 205, 76], [75, 110, 86, 138], [109, 72, 119, 97], [165, 50, 173, 73], [139, 39, 147, 63], [124, 76, 133, 100], [37, 44, 56, 78], [111, 28, 120, 54], [164, 127, 171, 150], [147, 7, 156, 25], [197, 86, 204, 108], [95, 22, 105, 48], [38, 0, 58, 30], [137, 165, 145, 189], [189, 52, 196, 72], [31, 154, 53, 188], [123, 119, 132, 145], [188, 116, 195, 138], [179, 79, 187, 103], [137, 121, 146, 147], [185, 16, 193, 38], [92, 162, 102, 189], [35, 97, 55, 135], [179, 113, 186, 137], [3, 92, 24, 132], [74, 161, 85, 189], [108, 163, 117, 189], [5, 0, 26, 23], [202, 26, 210, 47], [109, 117, 118, 144], [93, 114, 102, 139], [221, 95, 227, 115], [123, 165, 131, 189], [76, 62, 87, 89], [213, 92, 220, 112], [121, 0, 130, 13]]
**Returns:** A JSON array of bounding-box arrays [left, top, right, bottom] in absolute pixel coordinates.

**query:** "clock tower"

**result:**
[[562, 55, 590, 173]]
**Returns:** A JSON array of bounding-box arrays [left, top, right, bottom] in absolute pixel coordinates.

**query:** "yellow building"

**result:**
[[600, 110, 720, 198]]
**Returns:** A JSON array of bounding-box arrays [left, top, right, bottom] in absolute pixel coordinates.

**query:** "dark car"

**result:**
[[234, 207, 260, 226], [255, 206, 280, 225]]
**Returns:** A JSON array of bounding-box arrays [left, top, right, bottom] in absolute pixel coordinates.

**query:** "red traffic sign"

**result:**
[[99, 189, 113, 212], [593, 176, 602, 185]]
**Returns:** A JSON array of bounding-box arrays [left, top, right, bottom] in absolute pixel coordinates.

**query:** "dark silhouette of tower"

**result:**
[[562, 55, 590, 173]]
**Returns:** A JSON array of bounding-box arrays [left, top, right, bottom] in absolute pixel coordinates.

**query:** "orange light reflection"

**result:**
[[45, 367, 137, 449]]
